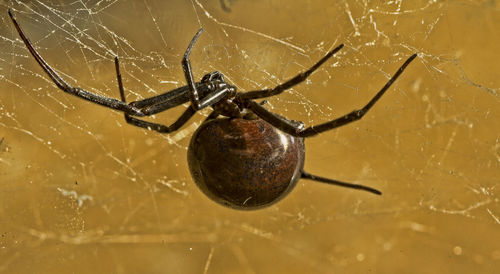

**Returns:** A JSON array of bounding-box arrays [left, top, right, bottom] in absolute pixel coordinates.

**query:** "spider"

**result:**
[[9, 10, 417, 210]]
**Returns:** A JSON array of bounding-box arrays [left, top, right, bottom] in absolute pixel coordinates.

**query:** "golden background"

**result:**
[[1, 0, 499, 273]]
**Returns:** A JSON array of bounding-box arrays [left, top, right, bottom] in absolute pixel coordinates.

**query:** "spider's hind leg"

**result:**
[[301, 170, 382, 195]]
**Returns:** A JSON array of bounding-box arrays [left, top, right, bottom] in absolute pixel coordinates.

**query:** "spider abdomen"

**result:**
[[187, 118, 305, 209]]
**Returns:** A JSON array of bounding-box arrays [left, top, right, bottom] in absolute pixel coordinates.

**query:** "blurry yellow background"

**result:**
[[1, 0, 499, 273]]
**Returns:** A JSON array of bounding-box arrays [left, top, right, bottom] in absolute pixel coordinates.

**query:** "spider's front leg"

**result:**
[[181, 28, 204, 110], [181, 29, 237, 111], [8, 9, 145, 117]]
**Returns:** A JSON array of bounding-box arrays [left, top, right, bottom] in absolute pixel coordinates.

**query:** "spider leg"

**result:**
[[239, 44, 344, 100], [181, 29, 206, 110], [115, 57, 195, 133], [122, 108, 196, 133], [301, 170, 381, 195], [129, 88, 191, 116], [8, 9, 144, 117], [120, 83, 233, 117], [181, 29, 235, 110], [246, 53, 418, 137], [124, 81, 230, 117], [128, 85, 191, 109]]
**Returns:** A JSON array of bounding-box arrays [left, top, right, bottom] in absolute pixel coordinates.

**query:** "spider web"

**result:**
[[1, 0, 500, 273]]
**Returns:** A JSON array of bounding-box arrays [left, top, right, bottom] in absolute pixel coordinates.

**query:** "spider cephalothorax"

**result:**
[[198, 71, 242, 118]]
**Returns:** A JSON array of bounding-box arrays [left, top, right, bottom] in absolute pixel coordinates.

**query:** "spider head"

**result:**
[[201, 71, 225, 83], [202, 71, 237, 97]]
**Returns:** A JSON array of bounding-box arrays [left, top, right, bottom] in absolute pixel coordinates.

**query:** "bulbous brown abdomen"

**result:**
[[187, 118, 305, 209]]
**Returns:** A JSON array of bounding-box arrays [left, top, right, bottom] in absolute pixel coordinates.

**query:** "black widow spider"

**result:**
[[9, 10, 417, 210]]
